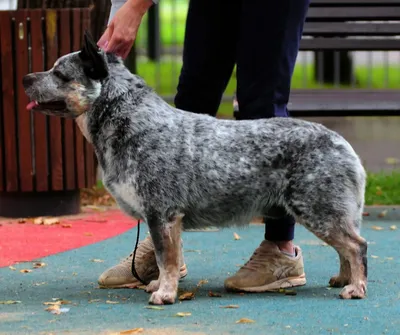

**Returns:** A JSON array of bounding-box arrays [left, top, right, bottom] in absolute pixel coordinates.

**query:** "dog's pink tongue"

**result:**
[[26, 100, 38, 111]]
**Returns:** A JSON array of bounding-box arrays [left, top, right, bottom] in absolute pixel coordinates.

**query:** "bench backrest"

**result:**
[[301, 0, 400, 51]]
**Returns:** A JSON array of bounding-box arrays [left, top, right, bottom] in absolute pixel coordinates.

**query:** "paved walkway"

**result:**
[[0, 216, 399, 335]]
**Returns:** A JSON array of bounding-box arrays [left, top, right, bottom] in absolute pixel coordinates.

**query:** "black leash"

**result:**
[[131, 219, 149, 285]]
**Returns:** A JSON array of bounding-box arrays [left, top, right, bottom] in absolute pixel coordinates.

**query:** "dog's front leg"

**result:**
[[147, 213, 183, 305]]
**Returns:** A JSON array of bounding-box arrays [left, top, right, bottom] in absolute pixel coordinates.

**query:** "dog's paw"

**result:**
[[329, 275, 350, 288], [145, 279, 160, 293], [149, 290, 177, 305], [339, 283, 366, 299]]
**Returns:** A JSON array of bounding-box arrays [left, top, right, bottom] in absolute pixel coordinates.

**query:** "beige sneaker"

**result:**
[[224, 240, 306, 292], [98, 236, 188, 289]]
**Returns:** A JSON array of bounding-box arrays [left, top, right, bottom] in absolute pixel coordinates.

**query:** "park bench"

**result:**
[[273, 0, 400, 118]]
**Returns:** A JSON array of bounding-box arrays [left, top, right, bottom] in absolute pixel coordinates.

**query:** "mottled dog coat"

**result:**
[[23, 32, 368, 305]]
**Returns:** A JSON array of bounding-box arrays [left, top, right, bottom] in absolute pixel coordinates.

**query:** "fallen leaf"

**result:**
[[233, 232, 241, 240], [61, 224, 72, 228], [390, 225, 397, 230], [106, 300, 119, 304], [362, 212, 370, 217], [236, 318, 255, 324], [84, 232, 93, 236], [43, 217, 60, 225], [144, 306, 164, 310], [371, 225, 384, 231], [220, 305, 239, 309], [33, 262, 46, 269], [85, 219, 107, 223], [197, 279, 208, 287], [0, 300, 21, 304], [284, 290, 297, 296], [33, 282, 46, 286], [91, 259, 104, 263], [18, 218, 26, 224], [208, 291, 222, 298], [88, 299, 101, 303], [20, 269, 32, 273], [175, 312, 191, 317], [378, 210, 388, 218], [9, 266, 16, 271], [33, 217, 44, 225], [179, 291, 195, 301], [119, 328, 144, 335], [385, 257, 394, 260], [371, 255, 379, 259], [136, 285, 147, 290]]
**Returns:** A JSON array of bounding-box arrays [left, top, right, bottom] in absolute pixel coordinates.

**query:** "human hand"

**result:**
[[98, 0, 153, 59]]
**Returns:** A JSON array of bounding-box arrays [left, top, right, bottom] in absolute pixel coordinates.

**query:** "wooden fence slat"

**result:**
[[81, 8, 95, 187], [15, 10, 34, 191], [30, 9, 49, 191], [0, 12, 19, 192], [0, 16, 4, 191], [59, 9, 76, 190], [45, 9, 63, 191], [72, 8, 85, 189]]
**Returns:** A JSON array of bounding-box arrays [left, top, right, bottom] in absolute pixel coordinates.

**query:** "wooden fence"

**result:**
[[0, 8, 97, 217]]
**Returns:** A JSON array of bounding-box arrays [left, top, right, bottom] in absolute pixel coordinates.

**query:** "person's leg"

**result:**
[[224, 0, 311, 292], [98, 0, 240, 288]]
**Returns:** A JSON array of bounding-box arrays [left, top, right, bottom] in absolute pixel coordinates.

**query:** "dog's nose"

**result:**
[[23, 74, 36, 88]]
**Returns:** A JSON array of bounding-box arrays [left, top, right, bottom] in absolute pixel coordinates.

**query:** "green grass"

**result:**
[[365, 171, 400, 206]]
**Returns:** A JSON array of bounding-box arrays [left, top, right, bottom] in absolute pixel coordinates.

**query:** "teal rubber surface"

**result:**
[[0, 221, 399, 335]]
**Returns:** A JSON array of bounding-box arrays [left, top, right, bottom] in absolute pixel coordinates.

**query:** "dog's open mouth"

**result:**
[[26, 100, 66, 111]]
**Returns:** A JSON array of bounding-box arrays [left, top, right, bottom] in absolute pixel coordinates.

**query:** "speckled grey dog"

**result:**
[[23, 32, 368, 305]]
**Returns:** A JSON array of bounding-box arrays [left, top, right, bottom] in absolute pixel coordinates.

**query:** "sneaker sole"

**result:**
[[98, 264, 188, 289], [225, 273, 306, 293]]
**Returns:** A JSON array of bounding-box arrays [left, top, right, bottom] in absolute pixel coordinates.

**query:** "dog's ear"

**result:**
[[79, 30, 109, 80]]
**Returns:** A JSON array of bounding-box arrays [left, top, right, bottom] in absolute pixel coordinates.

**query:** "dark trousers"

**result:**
[[174, 0, 310, 241]]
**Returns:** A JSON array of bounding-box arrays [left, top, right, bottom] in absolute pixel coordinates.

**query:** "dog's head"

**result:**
[[23, 31, 109, 118]]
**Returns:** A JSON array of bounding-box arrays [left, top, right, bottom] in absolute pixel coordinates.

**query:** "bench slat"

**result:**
[[31, 10, 49, 192], [15, 11, 34, 191], [72, 9, 86, 189], [310, 0, 400, 6], [289, 89, 400, 116], [59, 9, 76, 191], [307, 7, 400, 20], [303, 22, 400, 36], [46, 10, 64, 191], [0, 12, 19, 191], [300, 38, 400, 51]]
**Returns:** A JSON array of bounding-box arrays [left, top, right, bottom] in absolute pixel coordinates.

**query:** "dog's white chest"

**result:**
[[107, 181, 144, 218]]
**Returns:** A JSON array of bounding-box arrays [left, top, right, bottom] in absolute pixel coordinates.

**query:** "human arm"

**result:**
[[98, 0, 156, 59]]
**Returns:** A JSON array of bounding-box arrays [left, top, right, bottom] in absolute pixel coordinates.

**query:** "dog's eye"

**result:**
[[53, 70, 70, 82]]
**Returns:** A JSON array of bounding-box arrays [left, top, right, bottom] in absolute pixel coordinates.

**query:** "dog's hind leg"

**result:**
[[302, 214, 367, 299], [146, 213, 183, 305]]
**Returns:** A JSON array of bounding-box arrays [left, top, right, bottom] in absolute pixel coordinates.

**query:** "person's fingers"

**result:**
[[97, 26, 112, 49]]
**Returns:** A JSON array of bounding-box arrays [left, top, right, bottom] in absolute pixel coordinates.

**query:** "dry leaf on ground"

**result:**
[[33, 262, 46, 269], [9, 266, 16, 271], [197, 279, 208, 287], [390, 225, 397, 230], [0, 300, 21, 304], [371, 226, 384, 231], [371, 255, 379, 259], [362, 212, 370, 217], [84, 232, 93, 236], [91, 259, 104, 263], [44, 218, 60, 225], [33, 282, 46, 286], [236, 318, 255, 324], [233, 232, 241, 240], [106, 300, 119, 304], [144, 306, 164, 310], [119, 328, 144, 335], [33, 217, 44, 225], [179, 291, 195, 301], [220, 305, 239, 309], [378, 210, 388, 218], [208, 291, 222, 298], [20, 269, 32, 273], [88, 299, 101, 303], [18, 218, 26, 224], [61, 224, 72, 228], [175, 312, 191, 317]]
